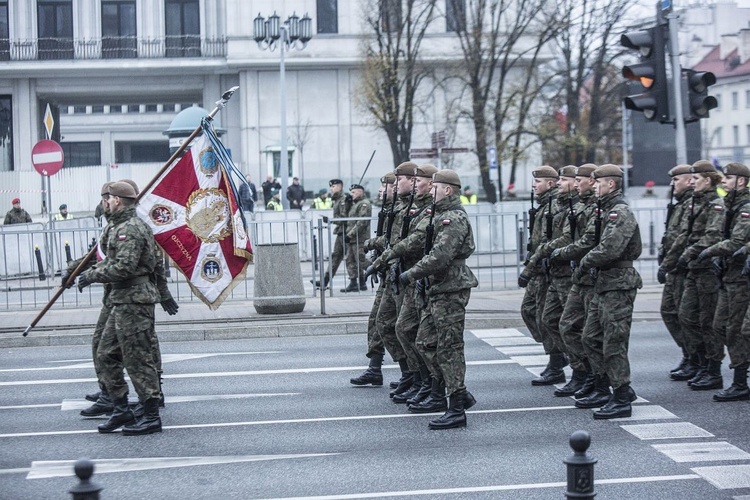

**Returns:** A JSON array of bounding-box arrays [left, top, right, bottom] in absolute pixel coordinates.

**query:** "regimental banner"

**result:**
[[137, 126, 253, 310]]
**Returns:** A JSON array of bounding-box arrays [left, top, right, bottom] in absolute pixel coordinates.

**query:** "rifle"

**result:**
[[543, 194, 553, 280], [686, 191, 696, 238], [418, 195, 438, 307], [526, 195, 537, 254], [568, 196, 576, 272], [391, 180, 418, 296], [717, 187, 740, 287], [658, 184, 675, 264], [591, 196, 603, 281]]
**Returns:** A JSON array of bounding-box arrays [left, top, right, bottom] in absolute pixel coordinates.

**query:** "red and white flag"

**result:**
[[137, 132, 253, 310]]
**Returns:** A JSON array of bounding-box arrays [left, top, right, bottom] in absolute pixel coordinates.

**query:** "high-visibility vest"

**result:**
[[460, 194, 477, 204], [266, 199, 283, 211], [313, 197, 332, 209]]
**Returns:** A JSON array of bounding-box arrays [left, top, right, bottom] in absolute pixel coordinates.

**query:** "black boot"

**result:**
[[463, 390, 477, 410], [672, 352, 701, 381], [393, 370, 422, 404], [714, 364, 749, 402], [408, 379, 447, 413], [359, 275, 367, 291], [670, 350, 690, 374], [691, 359, 723, 390], [554, 369, 588, 397], [686, 352, 708, 386], [575, 374, 612, 409], [97, 396, 135, 433], [593, 384, 634, 419], [406, 366, 432, 405], [574, 371, 595, 399], [122, 398, 162, 435], [85, 390, 101, 403], [532, 353, 567, 386], [80, 390, 114, 417], [389, 359, 414, 398], [350, 354, 384, 386], [340, 279, 358, 293], [428, 390, 467, 429], [311, 273, 330, 289]]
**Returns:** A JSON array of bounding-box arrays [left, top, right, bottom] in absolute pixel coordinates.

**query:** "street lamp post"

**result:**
[[253, 12, 312, 209]]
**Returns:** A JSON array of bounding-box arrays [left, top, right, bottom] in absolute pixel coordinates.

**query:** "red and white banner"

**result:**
[[137, 132, 253, 310]]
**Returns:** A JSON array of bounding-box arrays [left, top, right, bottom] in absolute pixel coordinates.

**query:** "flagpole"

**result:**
[[22, 86, 240, 337]]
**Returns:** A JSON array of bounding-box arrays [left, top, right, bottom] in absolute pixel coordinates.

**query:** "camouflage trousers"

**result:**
[[97, 303, 160, 402], [660, 272, 686, 351], [376, 277, 406, 362], [327, 234, 344, 279], [416, 288, 471, 396], [541, 276, 573, 356], [365, 281, 386, 358], [395, 281, 425, 372], [714, 283, 750, 368], [559, 283, 595, 372], [345, 241, 367, 281], [582, 288, 637, 389], [91, 304, 112, 391], [521, 275, 554, 353], [679, 270, 720, 359]]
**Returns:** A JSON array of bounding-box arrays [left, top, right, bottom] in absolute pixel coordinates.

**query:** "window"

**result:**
[[715, 94, 722, 110], [108, 104, 123, 113], [73, 105, 86, 114], [732, 91, 739, 110], [115, 141, 169, 163], [381, 0, 401, 32], [746, 90, 750, 108], [317, 0, 338, 34], [0, 2, 9, 61], [0, 95, 12, 171], [102, 0, 137, 58], [446, 0, 465, 32], [715, 127, 723, 148], [746, 124, 750, 144], [37, 1, 74, 60], [61, 142, 101, 168], [127, 104, 140, 113], [165, 0, 200, 57], [734, 125, 740, 146], [92, 105, 104, 113]]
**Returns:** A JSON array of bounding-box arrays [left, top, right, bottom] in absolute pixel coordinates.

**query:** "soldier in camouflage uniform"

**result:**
[[655, 165, 694, 379], [574, 164, 642, 419], [318, 179, 347, 289], [697, 163, 750, 401], [350, 173, 395, 386], [518, 166, 562, 385], [398, 169, 478, 429], [78, 181, 163, 435], [550, 164, 599, 398], [661, 161, 723, 388], [341, 184, 372, 292]]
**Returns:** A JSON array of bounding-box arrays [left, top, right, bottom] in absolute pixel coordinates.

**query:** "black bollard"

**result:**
[[312, 234, 319, 271], [68, 458, 103, 500], [564, 430, 597, 499], [64, 241, 73, 264], [34, 246, 45, 281]]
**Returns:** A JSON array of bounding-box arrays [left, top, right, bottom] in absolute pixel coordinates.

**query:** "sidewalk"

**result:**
[[0, 285, 664, 348]]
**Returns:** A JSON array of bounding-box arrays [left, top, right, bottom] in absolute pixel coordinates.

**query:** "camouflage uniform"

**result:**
[[3, 207, 32, 224], [88, 206, 161, 403], [344, 195, 372, 281], [328, 190, 348, 279]]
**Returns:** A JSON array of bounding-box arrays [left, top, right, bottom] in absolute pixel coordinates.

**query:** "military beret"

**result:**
[[108, 181, 137, 199], [318, 189, 327, 196], [329, 179, 343, 186], [380, 172, 396, 184], [122, 178, 140, 195], [100, 182, 112, 196], [415, 164, 438, 178], [669, 164, 693, 176], [11, 197, 19, 204], [689, 160, 715, 174], [394, 161, 418, 177], [724, 162, 750, 177], [592, 164, 623, 179], [432, 169, 462, 189], [559, 165, 577, 178], [576, 164, 597, 177], [350, 183, 365, 191], [532, 166, 559, 179], [271, 188, 280, 196], [59, 204, 67, 210]]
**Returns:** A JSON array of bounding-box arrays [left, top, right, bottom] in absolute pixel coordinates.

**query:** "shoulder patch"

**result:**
[[608, 212, 618, 220], [409, 209, 416, 215], [742, 212, 750, 218], [425, 209, 432, 215], [118, 235, 127, 241], [714, 205, 724, 211], [442, 219, 451, 225]]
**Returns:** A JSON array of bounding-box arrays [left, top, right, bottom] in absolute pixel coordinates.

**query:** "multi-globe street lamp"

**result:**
[[253, 12, 312, 209]]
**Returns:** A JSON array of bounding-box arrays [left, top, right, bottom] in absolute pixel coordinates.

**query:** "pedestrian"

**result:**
[[54, 203, 74, 221], [238, 174, 257, 213], [398, 169, 478, 429], [4, 198, 31, 225], [312, 189, 332, 209], [341, 183, 371, 292], [460, 186, 477, 204], [287, 176, 306, 210], [266, 189, 283, 211], [261, 176, 280, 206], [575, 164, 642, 419]]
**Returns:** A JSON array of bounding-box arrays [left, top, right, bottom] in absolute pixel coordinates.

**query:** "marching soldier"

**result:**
[[398, 169, 478, 429], [341, 184, 372, 292]]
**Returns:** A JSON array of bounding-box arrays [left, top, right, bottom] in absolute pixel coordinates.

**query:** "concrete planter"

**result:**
[[253, 243, 306, 314]]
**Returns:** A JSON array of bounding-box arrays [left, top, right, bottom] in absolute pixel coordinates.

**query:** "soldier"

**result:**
[[655, 165, 694, 379], [341, 184, 372, 292], [398, 169, 478, 429], [574, 164, 642, 419], [518, 166, 564, 385], [78, 181, 163, 435], [697, 162, 750, 401], [550, 163, 599, 398], [316, 179, 347, 289], [4, 198, 32, 224]]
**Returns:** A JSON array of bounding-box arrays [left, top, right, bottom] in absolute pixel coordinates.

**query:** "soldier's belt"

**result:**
[[599, 260, 633, 271], [452, 259, 466, 266], [112, 275, 150, 290]]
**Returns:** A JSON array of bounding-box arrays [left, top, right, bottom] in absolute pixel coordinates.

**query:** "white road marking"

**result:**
[[60, 393, 300, 411], [470, 328, 526, 338], [484, 336, 538, 346], [495, 345, 545, 355], [510, 355, 550, 366], [621, 422, 714, 440], [0, 403, 59, 410], [26, 454, 339, 479], [692, 464, 750, 489], [654, 442, 750, 463], [608, 405, 670, 420]]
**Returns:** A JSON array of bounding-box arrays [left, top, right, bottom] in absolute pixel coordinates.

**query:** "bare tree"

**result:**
[[289, 115, 313, 181], [357, 0, 438, 166]]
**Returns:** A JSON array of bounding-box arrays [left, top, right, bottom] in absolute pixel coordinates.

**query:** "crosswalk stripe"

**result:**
[[653, 442, 750, 463], [620, 422, 714, 440], [692, 465, 750, 489]]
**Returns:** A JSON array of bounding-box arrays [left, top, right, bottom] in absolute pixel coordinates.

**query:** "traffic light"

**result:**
[[684, 69, 717, 122], [621, 26, 669, 122]]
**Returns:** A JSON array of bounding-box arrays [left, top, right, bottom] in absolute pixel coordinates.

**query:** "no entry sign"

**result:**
[[32, 140, 64, 176]]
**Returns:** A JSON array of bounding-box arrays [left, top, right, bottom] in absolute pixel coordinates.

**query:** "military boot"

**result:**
[[158, 374, 165, 408], [350, 354, 384, 386], [80, 389, 114, 417], [392, 370, 422, 404], [428, 390, 467, 430], [593, 384, 634, 419], [311, 273, 330, 289], [713, 364, 749, 402], [122, 398, 162, 436], [389, 359, 414, 398], [359, 275, 367, 291], [574, 374, 612, 409], [406, 365, 432, 405], [97, 396, 135, 433], [686, 352, 708, 386], [340, 279, 359, 293], [531, 353, 567, 386], [672, 352, 701, 381], [691, 359, 723, 391], [554, 369, 588, 397], [463, 390, 477, 410], [85, 390, 101, 403], [574, 371, 596, 399], [671, 349, 690, 374], [408, 379, 447, 413]]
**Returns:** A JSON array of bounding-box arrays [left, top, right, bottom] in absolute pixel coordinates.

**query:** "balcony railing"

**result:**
[[0, 36, 227, 61]]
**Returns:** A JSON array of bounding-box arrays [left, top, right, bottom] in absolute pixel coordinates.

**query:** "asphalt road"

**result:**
[[1, 321, 749, 499]]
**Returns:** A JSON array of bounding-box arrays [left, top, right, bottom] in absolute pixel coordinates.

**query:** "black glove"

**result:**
[[697, 249, 711, 263], [77, 272, 92, 292], [61, 269, 73, 289], [744, 256, 750, 277], [711, 257, 724, 277], [365, 265, 377, 278], [657, 249, 665, 266], [734, 246, 748, 259], [415, 279, 425, 295], [541, 258, 551, 274], [657, 267, 667, 284], [518, 273, 530, 288], [344, 235, 352, 244], [549, 248, 562, 263], [161, 298, 179, 315], [676, 256, 690, 270], [398, 271, 410, 286]]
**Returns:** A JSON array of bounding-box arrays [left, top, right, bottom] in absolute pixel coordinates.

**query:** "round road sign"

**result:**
[[31, 140, 64, 176]]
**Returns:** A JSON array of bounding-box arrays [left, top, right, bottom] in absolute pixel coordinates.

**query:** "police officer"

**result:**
[[266, 189, 282, 211], [575, 164, 642, 419], [341, 184, 372, 292], [398, 169, 478, 429], [312, 189, 332, 209]]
